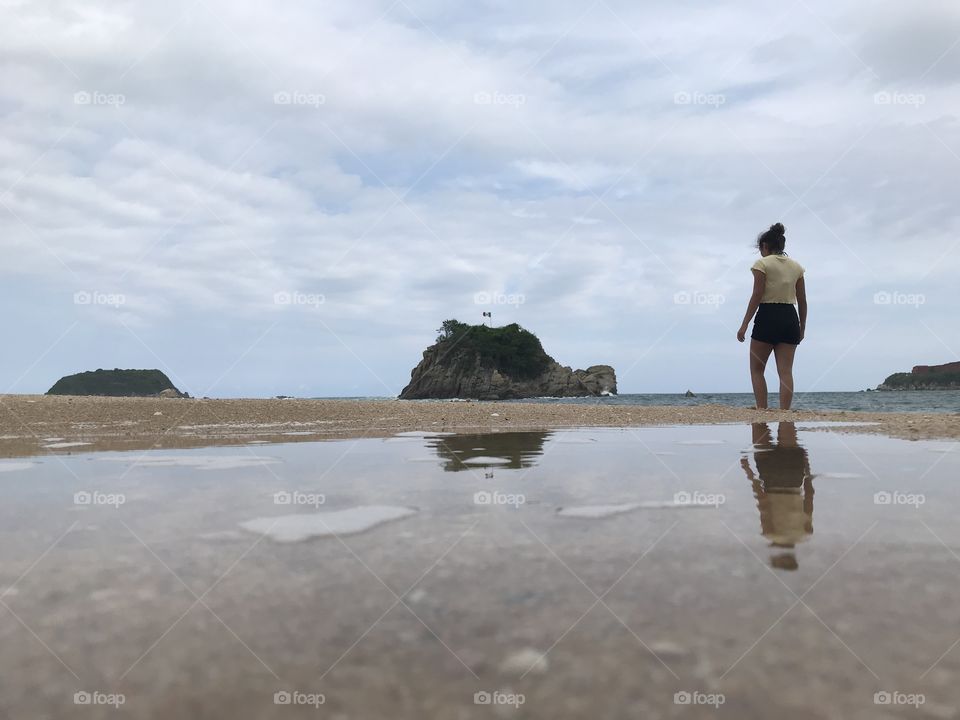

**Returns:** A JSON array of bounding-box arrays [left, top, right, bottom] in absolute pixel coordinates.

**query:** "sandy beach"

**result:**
[[0, 394, 957, 458]]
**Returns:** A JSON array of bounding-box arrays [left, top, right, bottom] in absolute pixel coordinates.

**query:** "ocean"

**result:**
[[326, 391, 960, 413], [507, 390, 960, 413]]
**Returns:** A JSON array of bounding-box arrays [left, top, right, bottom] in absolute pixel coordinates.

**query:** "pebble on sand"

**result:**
[[499, 648, 548, 676], [649, 641, 688, 658]]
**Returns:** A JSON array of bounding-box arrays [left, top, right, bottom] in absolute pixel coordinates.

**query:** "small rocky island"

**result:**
[[47, 369, 189, 397], [878, 361, 960, 391], [400, 320, 617, 400]]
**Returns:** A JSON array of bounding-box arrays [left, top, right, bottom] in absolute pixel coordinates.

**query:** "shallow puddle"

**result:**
[[0, 423, 957, 719]]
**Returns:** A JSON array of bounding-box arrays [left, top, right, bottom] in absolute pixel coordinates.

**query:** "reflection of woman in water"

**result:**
[[741, 422, 814, 571]]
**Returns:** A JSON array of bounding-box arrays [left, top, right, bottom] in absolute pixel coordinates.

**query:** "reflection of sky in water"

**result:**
[[3, 425, 955, 559]]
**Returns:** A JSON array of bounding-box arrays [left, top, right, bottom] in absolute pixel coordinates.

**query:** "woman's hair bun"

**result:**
[[757, 222, 787, 252]]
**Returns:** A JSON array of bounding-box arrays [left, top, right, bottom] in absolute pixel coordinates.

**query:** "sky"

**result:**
[[2, 0, 959, 398]]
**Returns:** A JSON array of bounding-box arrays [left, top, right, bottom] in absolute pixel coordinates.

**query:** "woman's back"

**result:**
[[752, 254, 804, 304]]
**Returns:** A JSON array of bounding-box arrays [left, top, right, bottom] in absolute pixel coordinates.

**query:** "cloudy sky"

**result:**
[[2, 0, 958, 397]]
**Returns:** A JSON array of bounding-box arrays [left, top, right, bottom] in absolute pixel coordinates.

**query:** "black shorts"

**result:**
[[754, 446, 808, 489], [752, 303, 801, 346]]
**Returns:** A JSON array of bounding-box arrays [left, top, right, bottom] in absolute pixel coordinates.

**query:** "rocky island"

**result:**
[[878, 361, 960, 391], [399, 320, 616, 400], [47, 369, 189, 398]]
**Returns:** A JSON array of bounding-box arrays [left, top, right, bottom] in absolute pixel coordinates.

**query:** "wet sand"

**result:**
[[0, 394, 958, 458], [1, 425, 958, 719]]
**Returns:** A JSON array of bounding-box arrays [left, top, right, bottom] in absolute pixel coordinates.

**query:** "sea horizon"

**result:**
[[298, 390, 960, 414]]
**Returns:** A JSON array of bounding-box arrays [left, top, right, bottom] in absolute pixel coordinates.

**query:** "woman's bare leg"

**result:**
[[749, 340, 775, 409], [751, 422, 772, 446], [774, 343, 798, 409]]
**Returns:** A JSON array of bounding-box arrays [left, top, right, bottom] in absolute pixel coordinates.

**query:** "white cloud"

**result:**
[[2, 0, 959, 396]]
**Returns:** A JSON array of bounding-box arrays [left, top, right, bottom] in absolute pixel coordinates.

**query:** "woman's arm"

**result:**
[[737, 270, 766, 342], [796, 276, 807, 343]]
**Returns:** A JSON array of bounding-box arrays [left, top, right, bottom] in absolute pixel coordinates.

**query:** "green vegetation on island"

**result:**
[[47, 369, 186, 397], [435, 319, 552, 380], [879, 370, 960, 390], [401, 320, 616, 399]]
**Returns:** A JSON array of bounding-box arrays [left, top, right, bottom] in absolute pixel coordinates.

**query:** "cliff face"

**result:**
[[912, 361, 960, 375], [399, 322, 616, 400]]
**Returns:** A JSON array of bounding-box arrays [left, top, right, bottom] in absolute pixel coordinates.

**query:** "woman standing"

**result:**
[[737, 223, 807, 410]]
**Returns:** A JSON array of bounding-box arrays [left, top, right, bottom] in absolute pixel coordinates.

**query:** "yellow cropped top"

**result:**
[[751, 254, 805, 304]]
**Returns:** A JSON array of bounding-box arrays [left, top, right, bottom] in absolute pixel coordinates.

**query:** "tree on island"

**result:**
[[433, 319, 552, 380]]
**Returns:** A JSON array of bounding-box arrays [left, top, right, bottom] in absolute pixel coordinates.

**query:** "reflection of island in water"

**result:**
[[741, 422, 814, 571], [427, 431, 552, 472]]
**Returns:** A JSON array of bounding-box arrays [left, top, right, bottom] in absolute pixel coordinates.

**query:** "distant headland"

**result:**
[[46, 369, 189, 398], [400, 320, 616, 400], [878, 361, 960, 391]]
